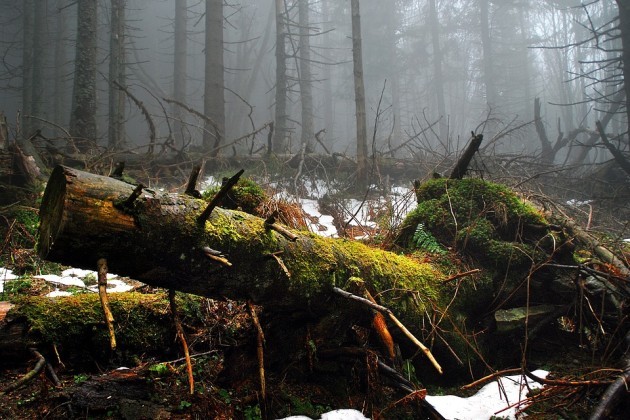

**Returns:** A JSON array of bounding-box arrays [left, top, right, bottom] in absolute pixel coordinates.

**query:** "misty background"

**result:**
[[0, 0, 627, 175]]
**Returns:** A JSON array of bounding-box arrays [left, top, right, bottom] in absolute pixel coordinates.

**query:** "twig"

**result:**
[[97, 258, 117, 351], [197, 169, 244, 225], [524, 369, 613, 387], [442, 269, 481, 283], [265, 211, 299, 241], [332, 287, 443, 374], [169, 290, 194, 395], [247, 302, 266, 402], [461, 368, 522, 390], [265, 251, 291, 278]]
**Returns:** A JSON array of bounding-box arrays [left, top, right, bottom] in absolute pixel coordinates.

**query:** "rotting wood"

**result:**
[[38, 165, 443, 317], [97, 258, 117, 352], [184, 164, 202, 198], [449, 132, 483, 180], [197, 168, 244, 224]]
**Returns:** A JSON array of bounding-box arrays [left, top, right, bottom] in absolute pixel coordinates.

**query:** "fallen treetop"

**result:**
[[38, 165, 442, 317]]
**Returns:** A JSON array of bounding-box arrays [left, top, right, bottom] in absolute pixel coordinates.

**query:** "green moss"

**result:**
[[11, 292, 205, 359], [399, 178, 547, 268], [202, 177, 267, 214]]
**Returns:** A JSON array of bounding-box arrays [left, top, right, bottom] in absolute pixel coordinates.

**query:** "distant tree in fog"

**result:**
[[203, 0, 225, 155], [69, 0, 97, 151], [108, 0, 126, 150]]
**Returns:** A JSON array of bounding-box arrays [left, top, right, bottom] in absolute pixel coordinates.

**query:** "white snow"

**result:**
[[46, 290, 73, 298], [280, 409, 369, 420], [1, 268, 18, 281], [425, 370, 549, 420]]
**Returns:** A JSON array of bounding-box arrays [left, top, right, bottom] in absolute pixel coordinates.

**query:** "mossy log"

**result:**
[[38, 165, 441, 318]]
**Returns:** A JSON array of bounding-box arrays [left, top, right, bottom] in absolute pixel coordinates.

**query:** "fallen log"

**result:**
[[38, 165, 441, 319]]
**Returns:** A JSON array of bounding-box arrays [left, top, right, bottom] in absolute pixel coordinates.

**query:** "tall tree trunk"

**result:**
[[173, 0, 187, 149], [108, 0, 126, 150], [298, 0, 315, 152], [21, 0, 34, 138], [203, 0, 225, 156], [69, 0, 98, 152], [480, 0, 497, 109], [273, 0, 289, 153], [53, 0, 68, 130], [31, 2, 45, 124], [428, 0, 447, 141], [320, 0, 334, 151], [351, 0, 368, 189], [616, 0, 630, 148]]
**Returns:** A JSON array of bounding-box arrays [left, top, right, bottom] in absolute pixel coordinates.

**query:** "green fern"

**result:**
[[411, 223, 446, 254]]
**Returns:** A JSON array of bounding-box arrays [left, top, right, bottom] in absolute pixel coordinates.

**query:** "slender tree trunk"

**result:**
[[53, 0, 68, 129], [203, 0, 225, 155], [69, 0, 98, 151], [298, 0, 315, 152], [320, 0, 334, 150], [108, 0, 126, 150], [615, 0, 630, 147], [273, 0, 288, 153], [173, 0, 187, 149], [31, 2, 45, 124], [480, 0, 497, 109], [22, 0, 34, 138], [428, 0, 447, 140], [351, 0, 368, 189]]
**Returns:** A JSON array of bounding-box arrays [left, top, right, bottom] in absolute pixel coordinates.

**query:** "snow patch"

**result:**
[[280, 409, 369, 420], [425, 369, 549, 420]]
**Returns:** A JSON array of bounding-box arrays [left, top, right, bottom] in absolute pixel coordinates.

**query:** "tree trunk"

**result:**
[[298, 0, 315, 152], [273, 0, 289, 153], [69, 0, 98, 152], [615, 0, 630, 150], [351, 0, 368, 189], [203, 0, 225, 155], [37, 166, 441, 318], [21, 0, 34, 138], [428, 0, 447, 141], [173, 0, 187, 149], [108, 0, 126, 150], [53, 0, 69, 130], [480, 0, 497, 109]]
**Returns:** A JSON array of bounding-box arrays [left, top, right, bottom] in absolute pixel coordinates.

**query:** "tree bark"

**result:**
[[428, 0, 447, 140], [204, 0, 225, 155], [69, 0, 98, 152], [37, 165, 441, 316], [273, 0, 289, 153], [351, 0, 368, 189], [298, 0, 315, 152], [173, 0, 187, 149], [108, 0, 126, 150]]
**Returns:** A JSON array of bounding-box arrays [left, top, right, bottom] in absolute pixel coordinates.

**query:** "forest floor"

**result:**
[[0, 170, 628, 419]]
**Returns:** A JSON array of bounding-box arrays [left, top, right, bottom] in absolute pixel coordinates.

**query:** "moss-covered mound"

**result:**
[[398, 178, 553, 268], [203, 176, 267, 214], [7, 292, 206, 364]]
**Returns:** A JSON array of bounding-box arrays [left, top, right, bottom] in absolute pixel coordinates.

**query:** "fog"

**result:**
[[0, 0, 626, 166]]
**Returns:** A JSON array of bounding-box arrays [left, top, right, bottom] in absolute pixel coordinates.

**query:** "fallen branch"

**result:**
[[332, 287, 443, 374], [248, 302, 266, 403], [97, 258, 117, 352], [1, 348, 47, 395]]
